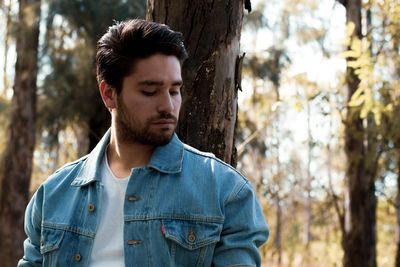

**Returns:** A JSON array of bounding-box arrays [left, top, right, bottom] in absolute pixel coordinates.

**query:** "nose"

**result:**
[[157, 93, 174, 113]]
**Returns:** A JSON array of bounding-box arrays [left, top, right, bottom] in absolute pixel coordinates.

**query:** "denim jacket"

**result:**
[[19, 130, 269, 267]]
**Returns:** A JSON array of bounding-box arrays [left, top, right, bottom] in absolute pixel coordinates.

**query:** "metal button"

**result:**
[[74, 253, 81, 262], [88, 203, 95, 212], [188, 228, 196, 242], [128, 239, 142, 245], [128, 195, 140, 202]]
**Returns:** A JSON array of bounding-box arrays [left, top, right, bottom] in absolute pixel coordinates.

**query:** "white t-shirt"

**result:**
[[89, 149, 130, 267]]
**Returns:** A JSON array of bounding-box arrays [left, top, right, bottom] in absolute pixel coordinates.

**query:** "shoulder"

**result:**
[[27, 154, 90, 213], [181, 143, 258, 209], [55, 154, 89, 173], [182, 143, 248, 183], [182, 143, 215, 159], [43, 154, 89, 187]]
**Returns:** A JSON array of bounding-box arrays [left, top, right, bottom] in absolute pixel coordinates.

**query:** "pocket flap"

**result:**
[[162, 219, 222, 250], [40, 228, 65, 254]]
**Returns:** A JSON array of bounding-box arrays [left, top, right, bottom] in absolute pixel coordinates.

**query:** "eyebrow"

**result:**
[[138, 80, 183, 87]]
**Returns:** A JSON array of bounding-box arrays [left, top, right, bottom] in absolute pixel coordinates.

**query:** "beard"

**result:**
[[115, 96, 177, 146]]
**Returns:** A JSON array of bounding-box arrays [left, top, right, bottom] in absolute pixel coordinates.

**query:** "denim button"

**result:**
[[88, 203, 95, 212], [188, 228, 196, 242], [74, 253, 81, 262], [128, 195, 140, 202], [128, 239, 142, 245]]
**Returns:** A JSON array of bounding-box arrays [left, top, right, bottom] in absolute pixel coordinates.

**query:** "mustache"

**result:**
[[150, 113, 178, 122]]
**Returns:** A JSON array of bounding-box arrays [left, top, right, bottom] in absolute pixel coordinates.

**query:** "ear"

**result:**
[[99, 80, 116, 110]]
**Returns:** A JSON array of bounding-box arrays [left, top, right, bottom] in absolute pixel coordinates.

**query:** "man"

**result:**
[[19, 19, 268, 266]]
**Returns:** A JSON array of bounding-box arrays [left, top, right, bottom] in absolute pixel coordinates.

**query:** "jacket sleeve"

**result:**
[[212, 180, 269, 267], [18, 186, 43, 267]]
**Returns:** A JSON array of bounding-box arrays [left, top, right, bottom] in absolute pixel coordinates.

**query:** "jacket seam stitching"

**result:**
[[183, 147, 248, 182], [224, 180, 248, 205]]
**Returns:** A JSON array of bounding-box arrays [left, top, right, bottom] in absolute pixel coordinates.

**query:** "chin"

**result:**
[[145, 132, 174, 146]]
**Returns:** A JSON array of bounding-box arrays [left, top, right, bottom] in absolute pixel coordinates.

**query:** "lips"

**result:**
[[152, 119, 176, 124], [151, 116, 177, 125]]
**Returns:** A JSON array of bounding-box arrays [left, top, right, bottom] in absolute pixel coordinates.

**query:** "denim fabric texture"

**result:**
[[18, 130, 269, 267]]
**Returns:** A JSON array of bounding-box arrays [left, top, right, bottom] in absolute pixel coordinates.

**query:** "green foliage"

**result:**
[[343, 24, 388, 126], [343, 0, 400, 127]]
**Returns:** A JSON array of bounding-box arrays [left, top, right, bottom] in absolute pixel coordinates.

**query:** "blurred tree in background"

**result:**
[[0, 0, 41, 265], [339, 0, 378, 266], [338, 0, 399, 266]]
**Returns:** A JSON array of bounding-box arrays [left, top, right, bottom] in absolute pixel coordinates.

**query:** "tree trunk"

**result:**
[[0, 0, 41, 265], [146, 0, 246, 165], [304, 100, 312, 248], [341, 0, 377, 266], [393, 19, 400, 267], [272, 87, 282, 265], [72, 123, 90, 158], [274, 196, 282, 265]]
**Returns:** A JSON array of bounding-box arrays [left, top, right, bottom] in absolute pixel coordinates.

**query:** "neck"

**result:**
[[107, 127, 156, 178]]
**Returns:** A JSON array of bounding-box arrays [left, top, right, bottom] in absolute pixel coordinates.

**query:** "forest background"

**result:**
[[0, 0, 399, 266]]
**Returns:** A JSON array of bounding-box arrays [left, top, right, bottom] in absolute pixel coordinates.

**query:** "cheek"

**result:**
[[123, 97, 147, 112], [173, 96, 182, 111]]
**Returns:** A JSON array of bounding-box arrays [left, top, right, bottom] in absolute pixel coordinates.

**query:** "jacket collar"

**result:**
[[71, 129, 184, 187]]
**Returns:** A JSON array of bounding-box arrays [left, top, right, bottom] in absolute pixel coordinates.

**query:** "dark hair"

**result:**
[[96, 19, 188, 94]]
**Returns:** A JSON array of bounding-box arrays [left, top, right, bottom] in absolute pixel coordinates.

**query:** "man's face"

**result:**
[[115, 53, 182, 146]]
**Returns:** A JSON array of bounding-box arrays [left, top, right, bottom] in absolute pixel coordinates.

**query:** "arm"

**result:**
[[213, 181, 269, 267], [18, 187, 43, 267]]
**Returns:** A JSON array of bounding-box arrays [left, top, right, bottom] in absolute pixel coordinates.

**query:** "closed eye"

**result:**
[[142, 91, 156, 96], [170, 90, 181, 96]]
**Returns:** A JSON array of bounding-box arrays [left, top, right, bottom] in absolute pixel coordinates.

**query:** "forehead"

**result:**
[[128, 54, 182, 81]]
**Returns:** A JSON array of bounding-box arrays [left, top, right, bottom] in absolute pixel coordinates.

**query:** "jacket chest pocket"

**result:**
[[40, 227, 92, 267], [40, 228, 65, 267], [162, 219, 223, 267]]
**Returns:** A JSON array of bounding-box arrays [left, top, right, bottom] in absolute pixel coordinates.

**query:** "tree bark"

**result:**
[[146, 0, 246, 165], [274, 196, 282, 265], [304, 100, 312, 248], [393, 20, 400, 267], [0, 0, 41, 265], [341, 0, 377, 266]]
